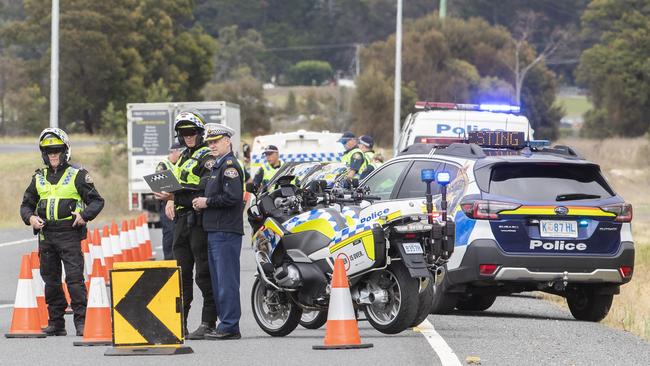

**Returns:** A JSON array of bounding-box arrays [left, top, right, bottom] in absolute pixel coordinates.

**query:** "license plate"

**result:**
[[540, 220, 578, 238], [403, 242, 423, 254]]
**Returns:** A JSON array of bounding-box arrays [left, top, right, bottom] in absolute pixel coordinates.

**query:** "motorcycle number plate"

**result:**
[[402, 242, 423, 254]]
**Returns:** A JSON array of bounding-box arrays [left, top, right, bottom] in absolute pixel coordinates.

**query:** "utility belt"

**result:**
[[35, 219, 86, 238], [175, 208, 203, 228]]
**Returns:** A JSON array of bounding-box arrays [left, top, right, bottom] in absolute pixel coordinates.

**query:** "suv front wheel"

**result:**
[[566, 289, 613, 322]]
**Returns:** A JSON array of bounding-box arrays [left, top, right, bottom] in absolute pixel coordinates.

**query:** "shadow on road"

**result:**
[[450, 310, 573, 322]]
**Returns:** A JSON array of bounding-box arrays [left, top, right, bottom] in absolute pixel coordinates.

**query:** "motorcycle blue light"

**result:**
[[578, 219, 589, 227], [527, 140, 551, 148], [421, 169, 436, 183], [436, 171, 451, 186]]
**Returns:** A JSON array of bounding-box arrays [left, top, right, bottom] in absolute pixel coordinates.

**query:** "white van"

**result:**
[[397, 102, 534, 152], [250, 130, 344, 176]]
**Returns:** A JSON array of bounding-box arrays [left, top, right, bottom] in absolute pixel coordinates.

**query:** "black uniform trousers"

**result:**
[[173, 211, 217, 324], [38, 229, 87, 328], [160, 206, 175, 260]]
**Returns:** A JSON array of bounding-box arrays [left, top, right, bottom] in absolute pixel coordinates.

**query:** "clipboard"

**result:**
[[143, 170, 196, 193]]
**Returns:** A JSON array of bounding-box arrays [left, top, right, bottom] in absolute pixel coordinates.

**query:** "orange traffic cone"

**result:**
[[101, 226, 114, 272], [129, 219, 143, 261], [313, 258, 373, 350], [92, 228, 109, 282], [134, 217, 147, 261], [120, 220, 134, 262], [81, 239, 92, 291], [29, 251, 48, 329], [110, 222, 123, 263], [5, 255, 46, 338], [73, 259, 112, 346], [140, 214, 154, 260]]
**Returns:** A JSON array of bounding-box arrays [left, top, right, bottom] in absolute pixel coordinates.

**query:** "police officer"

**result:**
[[252, 145, 283, 192], [155, 142, 183, 260], [20, 128, 104, 336], [358, 135, 376, 179], [153, 111, 217, 339], [192, 123, 244, 340], [339, 132, 368, 181]]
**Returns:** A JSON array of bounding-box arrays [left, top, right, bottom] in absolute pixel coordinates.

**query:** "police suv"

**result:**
[[360, 105, 633, 322]]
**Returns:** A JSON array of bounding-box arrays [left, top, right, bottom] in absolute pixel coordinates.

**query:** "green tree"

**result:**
[[1, 0, 216, 134], [288, 60, 333, 86], [285, 90, 297, 115], [353, 14, 562, 144], [576, 0, 650, 137], [213, 25, 267, 82], [202, 67, 271, 134]]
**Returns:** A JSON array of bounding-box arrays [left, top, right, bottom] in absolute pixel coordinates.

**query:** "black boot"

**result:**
[[75, 324, 84, 337], [186, 322, 215, 340], [43, 325, 67, 336]]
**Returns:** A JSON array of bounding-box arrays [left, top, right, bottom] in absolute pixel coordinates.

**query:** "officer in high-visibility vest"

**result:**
[[252, 145, 283, 192], [153, 110, 217, 339], [20, 128, 105, 337], [358, 134, 376, 179], [155, 142, 183, 260], [339, 132, 368, 181], [192, 123, 244, 340]]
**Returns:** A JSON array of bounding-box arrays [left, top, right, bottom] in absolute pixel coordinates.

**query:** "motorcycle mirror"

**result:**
[[245, 182, 255, 193], [421, 169, 436, 183], [350, 178, 359, 188], [318, 179, 328, 189]]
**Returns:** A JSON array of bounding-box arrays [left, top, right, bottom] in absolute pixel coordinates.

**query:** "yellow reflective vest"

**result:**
[[35, 167, 82, 221]]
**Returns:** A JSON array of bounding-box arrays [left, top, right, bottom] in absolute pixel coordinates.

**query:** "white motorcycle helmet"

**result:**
[[174, 110, 206, 147], [38, 128, 71, 166]]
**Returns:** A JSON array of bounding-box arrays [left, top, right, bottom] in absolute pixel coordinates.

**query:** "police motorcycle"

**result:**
[[247, 164, 455, 336]]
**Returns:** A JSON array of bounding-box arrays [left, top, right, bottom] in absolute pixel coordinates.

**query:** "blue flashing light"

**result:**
[[527, 140, 551, 148], [421, 169, 436, 183], [479, 104, 521, 113], [436, 171, 451, 186], [578, 219, 589, 227]]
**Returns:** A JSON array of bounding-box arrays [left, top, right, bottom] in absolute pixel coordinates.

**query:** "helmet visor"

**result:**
[[40, 136, 65, 147], [43, 146, 65, 154], [179, 128, 199, 137]]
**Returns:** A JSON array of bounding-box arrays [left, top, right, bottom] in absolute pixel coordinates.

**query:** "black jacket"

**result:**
[[20, 162, 105, 229], [201, 151, 244, 235]]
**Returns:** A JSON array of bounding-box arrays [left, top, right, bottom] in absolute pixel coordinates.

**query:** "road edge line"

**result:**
[[0, 238, 35, 248], [414, 319, 462, 366]]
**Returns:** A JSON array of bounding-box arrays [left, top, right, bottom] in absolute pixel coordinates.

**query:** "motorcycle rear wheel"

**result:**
[[299, 310, 328, 329], [251, 278, 302, 337], [363, 261, 419, 334]]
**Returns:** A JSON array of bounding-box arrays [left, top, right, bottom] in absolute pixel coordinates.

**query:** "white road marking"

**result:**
[[0, 304, 14, 309], [414, 319, 462, 366], [0, 238, 35, 248]]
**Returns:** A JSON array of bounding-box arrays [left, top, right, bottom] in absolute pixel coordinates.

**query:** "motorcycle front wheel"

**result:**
[[362, 261, 419, 334], [251, 278, 302, 337]]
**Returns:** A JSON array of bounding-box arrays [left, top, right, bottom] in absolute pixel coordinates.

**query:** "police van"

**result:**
[[397, 102, 533, 152], [359, 129, 633, 322], [249, 130, 344, 177]]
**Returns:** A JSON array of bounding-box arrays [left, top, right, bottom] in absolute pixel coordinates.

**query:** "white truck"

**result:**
[[127, 101, 241, 225]]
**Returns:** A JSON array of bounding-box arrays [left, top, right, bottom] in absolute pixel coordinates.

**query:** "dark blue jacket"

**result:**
[[201, 151, 244, 235]]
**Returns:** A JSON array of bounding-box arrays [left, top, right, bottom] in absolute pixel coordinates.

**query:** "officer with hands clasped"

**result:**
[[20, 128, 105, 336], [192, 123, 244, 340], [153, 110, 217, 339]]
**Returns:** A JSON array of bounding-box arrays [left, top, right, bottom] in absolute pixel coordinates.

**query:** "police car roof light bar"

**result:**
[[414, 101, 520, 114]]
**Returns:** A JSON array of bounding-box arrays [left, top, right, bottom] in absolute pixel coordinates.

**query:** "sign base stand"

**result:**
[[105, 346, 193, 356]]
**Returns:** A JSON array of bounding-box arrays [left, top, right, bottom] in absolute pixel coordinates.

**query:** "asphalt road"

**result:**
[[0, 225, 648, 366]]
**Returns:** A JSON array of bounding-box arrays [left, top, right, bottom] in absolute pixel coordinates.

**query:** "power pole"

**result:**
[[393, 0, 402, 155], [50, 0, 59, 128], [440, 0, 447, 19], [355, 43, 361, 77]]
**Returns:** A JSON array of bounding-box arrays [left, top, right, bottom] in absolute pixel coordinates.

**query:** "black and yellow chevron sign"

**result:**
[[110, 261, 184, 347]]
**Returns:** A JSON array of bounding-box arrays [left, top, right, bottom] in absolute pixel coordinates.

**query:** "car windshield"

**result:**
[[487, 163, 615, 202]]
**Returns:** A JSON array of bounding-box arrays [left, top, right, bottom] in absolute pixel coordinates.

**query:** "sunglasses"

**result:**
[[44, 147, 65, 154], [179, 129, 198, 137], [263, 151, 277, 156]]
